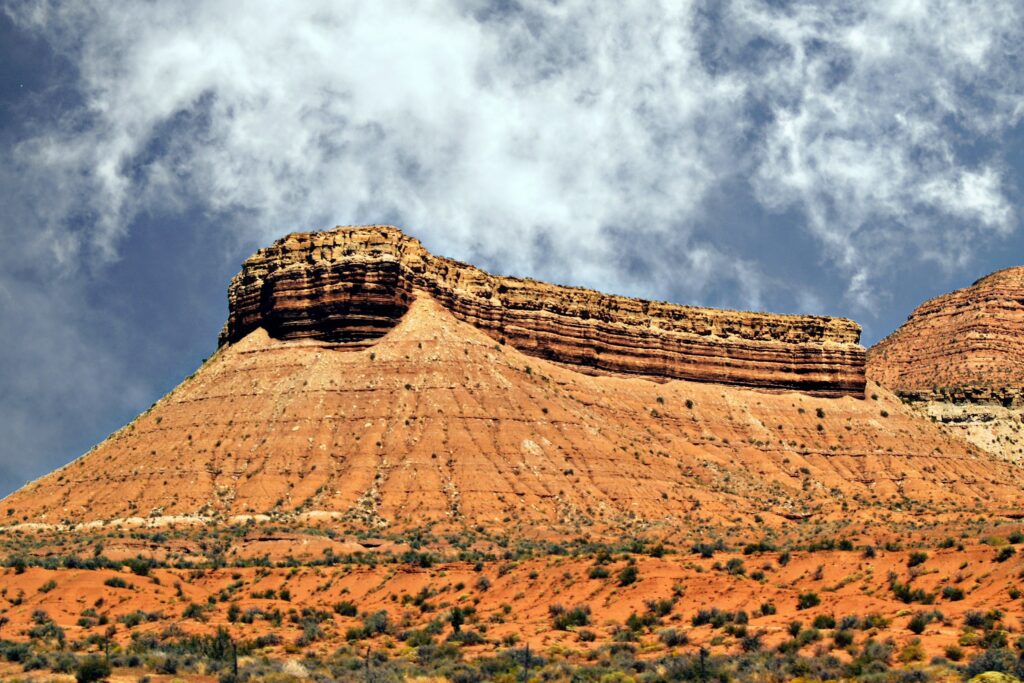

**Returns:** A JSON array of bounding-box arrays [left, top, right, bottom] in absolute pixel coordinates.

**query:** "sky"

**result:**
[[1, 1, 1023, 497]]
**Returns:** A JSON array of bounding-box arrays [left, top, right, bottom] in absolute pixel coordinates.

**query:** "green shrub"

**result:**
[[547, 603, 590, 630], [75, 655, 111, 683], [812, 614, 835, 629], [617, 566, 638, 586], [907, 613, 928, 634], [834, 629, 854, 647], [797, 592, 820, 610], [658, 628, 688, 647], [942, 586, 964, 601], [907, 552, 928, 568]]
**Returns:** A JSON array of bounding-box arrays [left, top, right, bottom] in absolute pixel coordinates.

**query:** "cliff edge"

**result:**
[[222, 225, 866, 397]]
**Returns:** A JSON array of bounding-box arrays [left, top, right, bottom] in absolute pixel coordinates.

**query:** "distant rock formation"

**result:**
[[869, 267, 1024, 392], [868, 267, 1024, 461], [223, 226, 866, 397]]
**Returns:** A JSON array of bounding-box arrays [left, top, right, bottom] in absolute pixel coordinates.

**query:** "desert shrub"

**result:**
[[692, 541, 723, 558], [75, 655, 111, 683], [941, 586, 964, 601], [982, 629, 1009, 649], [334, 600, 358, 617], [996, 547, 1017, 563], [182, 603, 205, 620], [725, 558, 746, 575], [659, 628, 688, 647], [692, 608, 742, 629], [550, 604, 590, 630], [588, 565, 609, 579], [125, 557, 153, 576], [103, 577, 129, 589], [740, 633, 762, 652], [862, 613, 890, 629], [617, 566, 638, 586], [964, 609, 1003, 630], [907, 613, 929, 635], [645, 598, 675, 617], [812, 614, 836, 629], [797, 592, 820, 610], [834, 629, 854, 647], [907, 552, 928, 567], [362, 610, 390, 635], [966, 648, 1019, 678], [839, 615, 861, 630], [890, 581, 934, 604]]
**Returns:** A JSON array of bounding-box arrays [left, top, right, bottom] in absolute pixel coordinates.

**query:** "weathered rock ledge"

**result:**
[[868, 266, 1024, 392], [221, 225, 866, 397]]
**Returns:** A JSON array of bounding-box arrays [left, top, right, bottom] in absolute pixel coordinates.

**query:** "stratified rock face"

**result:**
[[222, 226, 866, 397], [4, 294, 1020, 529], [868, 267, 1024, 462], [868, 267, 1024, 392]]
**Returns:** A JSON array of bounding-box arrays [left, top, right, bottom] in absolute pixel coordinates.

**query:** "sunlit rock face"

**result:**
[[223, 225, 866, 398], [869, 266, 1024, 461]]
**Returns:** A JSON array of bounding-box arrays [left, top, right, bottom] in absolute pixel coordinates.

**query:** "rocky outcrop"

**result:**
[[3, 295, 1019, 529], [868, 267, 1024, 461], [222, 226, 866, 397], [868, 267, 1024, 392]]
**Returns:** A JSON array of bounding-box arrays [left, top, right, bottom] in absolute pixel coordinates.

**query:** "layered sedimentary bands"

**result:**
[[3, 226, 1023, 530], [868, 267, 1024, 461], [222, 226, 866, 397]]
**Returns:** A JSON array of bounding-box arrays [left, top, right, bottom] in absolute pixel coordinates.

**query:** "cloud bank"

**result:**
[[7, 0, 1021, 303]]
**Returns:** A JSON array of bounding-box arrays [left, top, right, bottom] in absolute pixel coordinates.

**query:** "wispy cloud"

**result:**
[[6, 1, 1022, 306]]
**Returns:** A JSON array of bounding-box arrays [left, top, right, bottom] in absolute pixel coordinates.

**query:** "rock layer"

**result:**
[[222, 226, 866, 397], [868, 267, 1024, 462], [3, 293, 1021, 529], [868, 267, 1024, 392]]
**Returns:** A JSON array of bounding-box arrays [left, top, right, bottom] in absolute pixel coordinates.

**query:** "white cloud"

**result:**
[[4, 0, 1023, 308], [728, 0, 1023, 304]]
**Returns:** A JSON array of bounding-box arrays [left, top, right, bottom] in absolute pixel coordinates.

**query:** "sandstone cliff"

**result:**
[[221, 226, 866, 397], [868, 267, 1024, 461], [869, 267, 1024, 392], [3, 294, 1020, 529], [3, 227, 1022, 530]]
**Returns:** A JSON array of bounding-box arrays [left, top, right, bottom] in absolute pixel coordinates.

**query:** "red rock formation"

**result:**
[[223, 226, 866, 397], [868, 266, 1024, 392], [868, 267, 1024, 461], [3, 295, 1019, 528], [3, 239, 1021, 529]]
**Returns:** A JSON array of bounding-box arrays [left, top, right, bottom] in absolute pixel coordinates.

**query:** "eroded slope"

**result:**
[[4, 294, 1019, 531]]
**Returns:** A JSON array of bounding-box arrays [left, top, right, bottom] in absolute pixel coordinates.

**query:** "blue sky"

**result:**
[[1, 1, 1023, 497]]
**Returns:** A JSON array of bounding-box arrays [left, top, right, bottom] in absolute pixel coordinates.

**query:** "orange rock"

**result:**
[[869, 266, 1024, 393], [1, 241, 1019, 528], [223, 225, 866, 397]]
